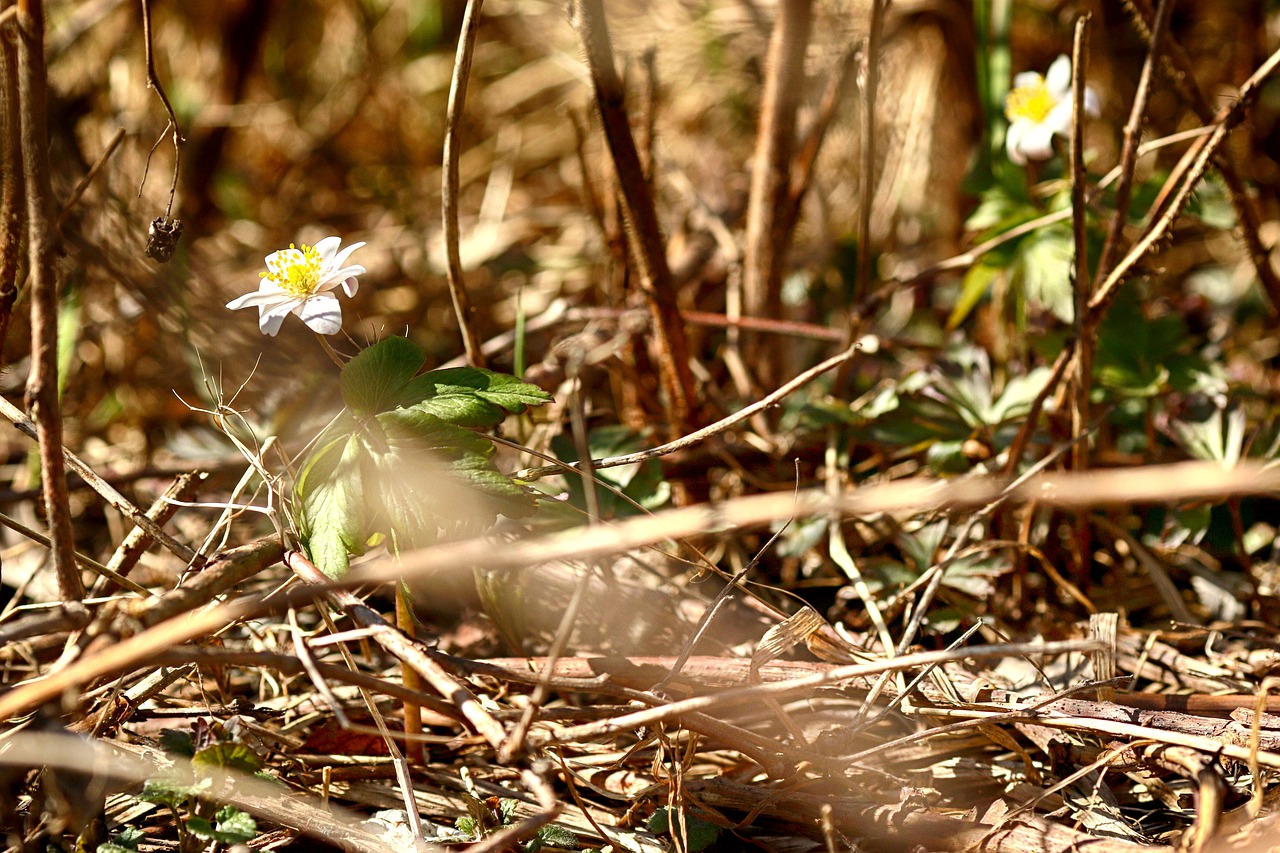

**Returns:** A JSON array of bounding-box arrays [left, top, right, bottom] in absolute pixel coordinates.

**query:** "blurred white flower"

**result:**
[[227, 236, 366, 336], [1004, 55, 1100, 166]]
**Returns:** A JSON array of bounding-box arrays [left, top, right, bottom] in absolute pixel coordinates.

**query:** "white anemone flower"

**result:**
[[227, 236, 366, 336], [1004, 54, 1100, 166]]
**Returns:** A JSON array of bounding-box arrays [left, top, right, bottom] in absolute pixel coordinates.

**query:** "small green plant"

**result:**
[[96, 826, 145, 853], [646, 806, 722, 852], [453, 793, 577, 851], [123, 723, 264, 853], [295, 334, 552, 577]]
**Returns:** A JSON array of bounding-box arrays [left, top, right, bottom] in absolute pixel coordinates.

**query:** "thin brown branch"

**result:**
[[286, 551, 509, 752], [91, 471, 202, 597], [516, 343, 857, 480], [441, 0, 488, 368], [570, 0, 697, 436], [532, 640, 1100, 748], [1125, 0, 1280, 315], [16, 0, 81, 602], [1095, 0, 1171, 282], [1069, 16, 1092, 581], [782, 42, 859, 237], [140, 0, 182, 222], [852, 0, 887, 308], [742, 0, 812, 329], [1086, 44, 1280, 330], [0, 394, 202, 566], [0, 12, 22, 361]]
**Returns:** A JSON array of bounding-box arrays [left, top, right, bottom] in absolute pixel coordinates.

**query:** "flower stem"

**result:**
[[316, 334, 345, 368]]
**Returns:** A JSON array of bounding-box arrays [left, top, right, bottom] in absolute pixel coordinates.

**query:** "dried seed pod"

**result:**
[[144, 216, 184, 263]]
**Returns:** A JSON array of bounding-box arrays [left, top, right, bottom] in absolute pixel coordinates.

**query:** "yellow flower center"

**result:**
[[1005, 76, 1055, 124], [261, 243, 323, 296]]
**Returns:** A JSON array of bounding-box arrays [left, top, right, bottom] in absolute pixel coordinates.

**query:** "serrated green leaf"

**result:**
[[186, 817, 216, 840], [534, 824, 578, 848], [188, 807, 257, 844], [158, 728, 195, 757], [296, 432, 367, 578], [192, 742, 264, 775], [365, 409, 533, 543], [1015, 224, 1075, 322], [140, 776, 209, 807], [400, 367, 552, 428], [341, 335, 425, 416], [215, 806, 258, 843]]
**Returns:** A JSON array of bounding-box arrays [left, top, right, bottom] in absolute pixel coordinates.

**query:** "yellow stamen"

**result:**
[[1005, 75, 1055, 124], [260, 242, 324, 297]]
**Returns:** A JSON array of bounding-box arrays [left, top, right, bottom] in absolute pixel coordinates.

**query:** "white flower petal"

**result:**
[[1045, 54, 1073, 97], [1006, 122, 1030, 165], [328, 241, 365, 271], [259, 312, 288, 336], [317, 264, 365, 292], [227, 288, 289, 310], [297, 295, 343, 335], [1017, 123, 1058, 162], [313, 236, 342, 261], [1045, 99, 1075, 137], [1012, 71, 1042, 90], [341, 276, 359, 298]]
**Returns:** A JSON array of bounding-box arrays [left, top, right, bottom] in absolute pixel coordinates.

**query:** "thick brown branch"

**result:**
[[16, 0, 81, 602], [570, 0, 697, 435]]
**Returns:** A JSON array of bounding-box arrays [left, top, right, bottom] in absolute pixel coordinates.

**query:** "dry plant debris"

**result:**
[[3, 2, 1280, 852]]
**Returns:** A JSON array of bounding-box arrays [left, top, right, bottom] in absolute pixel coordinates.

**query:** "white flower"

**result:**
[[1004, 54, 1100, 166], [227, 236, 366, 336]]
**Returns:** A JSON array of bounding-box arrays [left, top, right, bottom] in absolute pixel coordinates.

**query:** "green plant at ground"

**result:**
[[295, 334, 552, 577]]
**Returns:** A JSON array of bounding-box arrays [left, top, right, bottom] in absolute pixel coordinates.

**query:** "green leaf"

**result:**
[[551, 427, 670, 518], [365, 409, 534, 544], [192, 742, 264, 775], [647, 807, 721, 852], [296, 431, 368, 578], [341, 335, 426, 416], [187, 807, 257, 844], [531, 823, 578, 851], [1015, 224, 1075, 322], [140, 776, 209, 807], [158, 728, 195, 757], [1094, 289, 1185, 398], [213, 806, 258, 844], [296, 408, 538, 576], [948, 261, 1002, 329], [927, 438, 969, 474], [400, 367, 553, 428], [96, 827, 145, 853]]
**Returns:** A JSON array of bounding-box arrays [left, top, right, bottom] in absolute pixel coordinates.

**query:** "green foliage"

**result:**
[[297, 335, 553, 577], [192, 742, 264, 775], [950, 185, 1093, 329], [827, 346, 1050, 474], [551, 426, 671, 518], [454, 795, 576, 851], [1094, 289, 1217, 399], [186, 807, 257, 846], [96, 827, 145, 853], [647, 806, 721, 852], [139, 724, 264, 851], [140, 776, 212, 808]]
